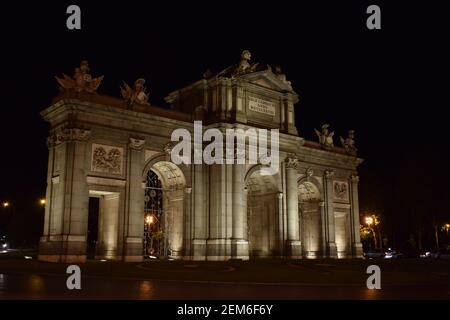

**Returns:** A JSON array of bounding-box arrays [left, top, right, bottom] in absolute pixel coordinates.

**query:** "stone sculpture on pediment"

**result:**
[[315, 124, 334, 149], [340, 130, 358, 155], [55, 61, 104, 93], [121, 78, 150, 108]]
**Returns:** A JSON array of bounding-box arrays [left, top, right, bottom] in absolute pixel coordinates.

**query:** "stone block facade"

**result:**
[[39, 55, 363, 262]]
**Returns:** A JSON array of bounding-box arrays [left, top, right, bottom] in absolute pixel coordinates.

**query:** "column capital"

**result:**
[[184, 187, 192, 194], [277, 192, 284, 199], [129, 137, 145, 150], [284, 154, 299, 169], [163, 141, 175, 155], [47, 126, 91, 147], [324, 170, 335, 179], [350, 174, 360, 183]]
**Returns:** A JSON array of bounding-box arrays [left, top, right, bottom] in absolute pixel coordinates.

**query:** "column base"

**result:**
[[231, 239, 249, 260], [191, 239, 207, 259], [352, 242, 364, 258], [95, 255, 121, 261], [188, 255, 206, 261], [304, 251, 323, 259], [95, 244, 118, 260], [286, 240, 302, 259], [326, 242, 338, 258], [123, 236, 142, 261], [123, 255, 143, 262], [168, 250, 183, 260], [38, 235, 87, 263], [337, 251, 352, 259], [38, 254, 87, 263], [206, 239, 231, 260]]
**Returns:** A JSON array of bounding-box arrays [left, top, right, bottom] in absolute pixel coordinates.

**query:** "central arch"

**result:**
[[143, 156, 187, 259], [245, 165, 281, 258]]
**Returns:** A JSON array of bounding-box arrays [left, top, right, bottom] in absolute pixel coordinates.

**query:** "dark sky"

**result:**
[[0, 1, 449, 247]]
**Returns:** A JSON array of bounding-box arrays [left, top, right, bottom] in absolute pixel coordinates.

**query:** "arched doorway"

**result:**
[[143, 160, 186, 259], [246, 167, 281, 258], [144, 170, 164, 257], [298, 180, 323, 258]]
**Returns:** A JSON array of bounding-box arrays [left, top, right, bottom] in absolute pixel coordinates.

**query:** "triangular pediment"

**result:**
[[239, 69, 296, 94]]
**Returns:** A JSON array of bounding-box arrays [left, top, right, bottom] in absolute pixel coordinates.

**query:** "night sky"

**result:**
[[0, 1, 449, 249]]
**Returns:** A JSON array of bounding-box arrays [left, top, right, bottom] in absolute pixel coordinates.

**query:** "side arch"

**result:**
[[297, 176, 323, 202], [245, 164, 282, 257], [297, 176, 324, 258], [245, 164, 281, 192]]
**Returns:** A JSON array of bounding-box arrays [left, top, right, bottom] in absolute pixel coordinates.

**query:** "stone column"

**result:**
[[319, 201, 326, 258], [324, 170, 337, 258], [96, 193, 120, 259], [168, 189, 184, 258], [277, 192, 284, 255], [41, 138, 55, 239], [123, 137, 145, 262], [233, 82, 247, 124], [219, 80, 227, 120], [226, 80, 232, 118], [192, 163, 207, 259], [284, 98, 298, 135], [231, 162, 249, 259], [39, 127, 90, 263], [285, 156, 302, 258], [280, 97, 286, 132], [207, 164, 230, 260], [48, 146, 66, 239], [183, 187, 192, 258], [350, 175, 363, 257], [243, 187, 248, 240]]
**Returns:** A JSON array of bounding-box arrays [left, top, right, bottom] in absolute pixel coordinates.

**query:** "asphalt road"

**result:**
[[1, 272, 449, 299]]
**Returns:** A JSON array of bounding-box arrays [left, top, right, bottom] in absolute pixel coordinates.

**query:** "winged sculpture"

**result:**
[[55, 61, 103, 93], [315, 124, 334, 148], [120, 78, 150, 107], [340, 130, 357, 155]]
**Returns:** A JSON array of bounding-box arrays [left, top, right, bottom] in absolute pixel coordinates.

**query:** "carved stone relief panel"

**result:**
[[91, 143, 124, 175], [333, 181, 349, 202]]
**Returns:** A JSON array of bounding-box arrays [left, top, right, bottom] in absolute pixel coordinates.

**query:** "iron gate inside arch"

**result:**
[[144, 169, 167, 257]]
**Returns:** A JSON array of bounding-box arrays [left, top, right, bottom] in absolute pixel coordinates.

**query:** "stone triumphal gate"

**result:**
[[39, 52, 363, 263]]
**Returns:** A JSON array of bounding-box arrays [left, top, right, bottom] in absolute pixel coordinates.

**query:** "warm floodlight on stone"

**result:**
[[38, 51, 364, 263]]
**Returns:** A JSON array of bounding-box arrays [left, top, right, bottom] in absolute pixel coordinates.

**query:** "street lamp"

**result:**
[[2, 202, 10, 208], [39, 199, 46, 206], [365, 216, 377, 249], [444, 223, 450, 232], [444, 223, 450, 238], [144, 214, 156, 256], [145, 215, 154, 225]]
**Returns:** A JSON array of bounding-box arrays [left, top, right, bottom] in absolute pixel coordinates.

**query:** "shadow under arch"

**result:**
[[143, 153, 191, 188], [297, 175, 324, 258], [245, 164, 281, 191], [245, 164, 282, 258]]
